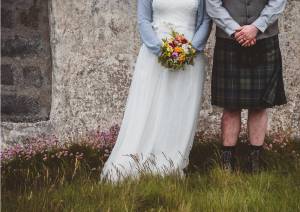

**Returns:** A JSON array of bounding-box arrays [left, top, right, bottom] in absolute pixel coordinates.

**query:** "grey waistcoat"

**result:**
[[217, 0, 279, 40]]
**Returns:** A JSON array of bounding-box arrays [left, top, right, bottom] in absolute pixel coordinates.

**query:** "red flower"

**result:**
[[169, 42, 175, 48]]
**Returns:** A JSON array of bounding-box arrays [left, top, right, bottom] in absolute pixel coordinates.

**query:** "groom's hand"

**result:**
[[234, 25, 259, 47], [241, 38, 257, 47]]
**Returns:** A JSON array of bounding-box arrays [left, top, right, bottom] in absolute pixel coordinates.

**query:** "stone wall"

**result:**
[[1, 0, 299, 145], [1, 0, 52, 122]]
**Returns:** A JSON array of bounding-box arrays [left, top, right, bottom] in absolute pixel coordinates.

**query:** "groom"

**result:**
[[206, 0, 287, 172]]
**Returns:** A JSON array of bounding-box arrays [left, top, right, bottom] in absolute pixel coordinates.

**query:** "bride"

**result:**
[[100, 0, 211, 182]]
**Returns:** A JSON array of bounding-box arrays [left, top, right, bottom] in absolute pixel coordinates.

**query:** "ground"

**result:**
[[2, 135, 300, 212]]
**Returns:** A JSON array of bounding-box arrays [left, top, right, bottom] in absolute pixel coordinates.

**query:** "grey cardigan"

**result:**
[[137, 0, 212, 55]]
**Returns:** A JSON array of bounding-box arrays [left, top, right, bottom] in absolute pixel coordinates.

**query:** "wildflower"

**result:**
[[158, 30, 196, 71], [179, 54, 186, 62], [174, 47, 183, 53], [172, 52, 179, 58]]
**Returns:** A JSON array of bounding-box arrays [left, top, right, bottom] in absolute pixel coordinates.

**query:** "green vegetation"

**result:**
[[2, 135, 300, 212]]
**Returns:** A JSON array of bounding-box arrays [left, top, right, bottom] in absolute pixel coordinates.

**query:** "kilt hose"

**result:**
[[211, 35, 287, 109]]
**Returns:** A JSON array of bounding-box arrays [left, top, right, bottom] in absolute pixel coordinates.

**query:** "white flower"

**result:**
[[182, 44, 189, 53]]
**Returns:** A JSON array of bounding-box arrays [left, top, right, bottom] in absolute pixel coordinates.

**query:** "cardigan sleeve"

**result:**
[[252, 0, 287, 33], [137, 0, 162, 56], [191, 0, 212, 52]]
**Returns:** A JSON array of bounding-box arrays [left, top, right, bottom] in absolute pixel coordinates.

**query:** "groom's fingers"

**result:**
[[241, 40, 251, 47], [235, 31, 245, 41], [235, 33, 243, 41], [250, 39, 256, 45], [236, 35, 245, 43], [235, 26, 244, 31], [249, 39, 256, 46], [235, 31, 244, 39], [241, 39, 256, 47]]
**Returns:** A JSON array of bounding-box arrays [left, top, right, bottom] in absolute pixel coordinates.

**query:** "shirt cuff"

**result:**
[[224, 21, 241, 37], [252, 18, 268, 33]]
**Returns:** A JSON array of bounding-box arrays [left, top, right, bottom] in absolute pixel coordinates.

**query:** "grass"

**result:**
[[2, 140, 300, 212]]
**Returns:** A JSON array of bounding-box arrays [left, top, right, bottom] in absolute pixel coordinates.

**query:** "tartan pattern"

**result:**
[[211, 35, 287, 109]]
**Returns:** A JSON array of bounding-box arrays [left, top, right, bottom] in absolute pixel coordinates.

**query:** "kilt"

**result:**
[[211, 35, 287, 109]]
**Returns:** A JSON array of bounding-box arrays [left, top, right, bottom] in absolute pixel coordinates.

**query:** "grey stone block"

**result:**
[[1, 36, 41, 57], [23, 66, 43, 88], [1, 64, 14, 85], [1, 95, 40, 116], [19, 5, 40, 29], [1, 8, 14, 29]]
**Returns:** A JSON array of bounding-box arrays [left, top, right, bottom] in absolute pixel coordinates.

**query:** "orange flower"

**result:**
[[174, 47, 183, 53], [179, 54, 186, 62]]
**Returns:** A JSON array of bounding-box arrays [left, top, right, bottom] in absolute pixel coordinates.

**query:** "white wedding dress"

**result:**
[[100, 0, 207, 182]]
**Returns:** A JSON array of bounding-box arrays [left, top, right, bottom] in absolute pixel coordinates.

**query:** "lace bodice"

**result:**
[[152, 0, 199, 40]]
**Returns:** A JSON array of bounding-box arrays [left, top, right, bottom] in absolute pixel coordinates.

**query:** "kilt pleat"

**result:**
[[211, 35, 287, 109]]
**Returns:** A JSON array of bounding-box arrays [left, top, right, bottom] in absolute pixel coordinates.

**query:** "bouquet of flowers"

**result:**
[[158, 30, 197, 71]]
